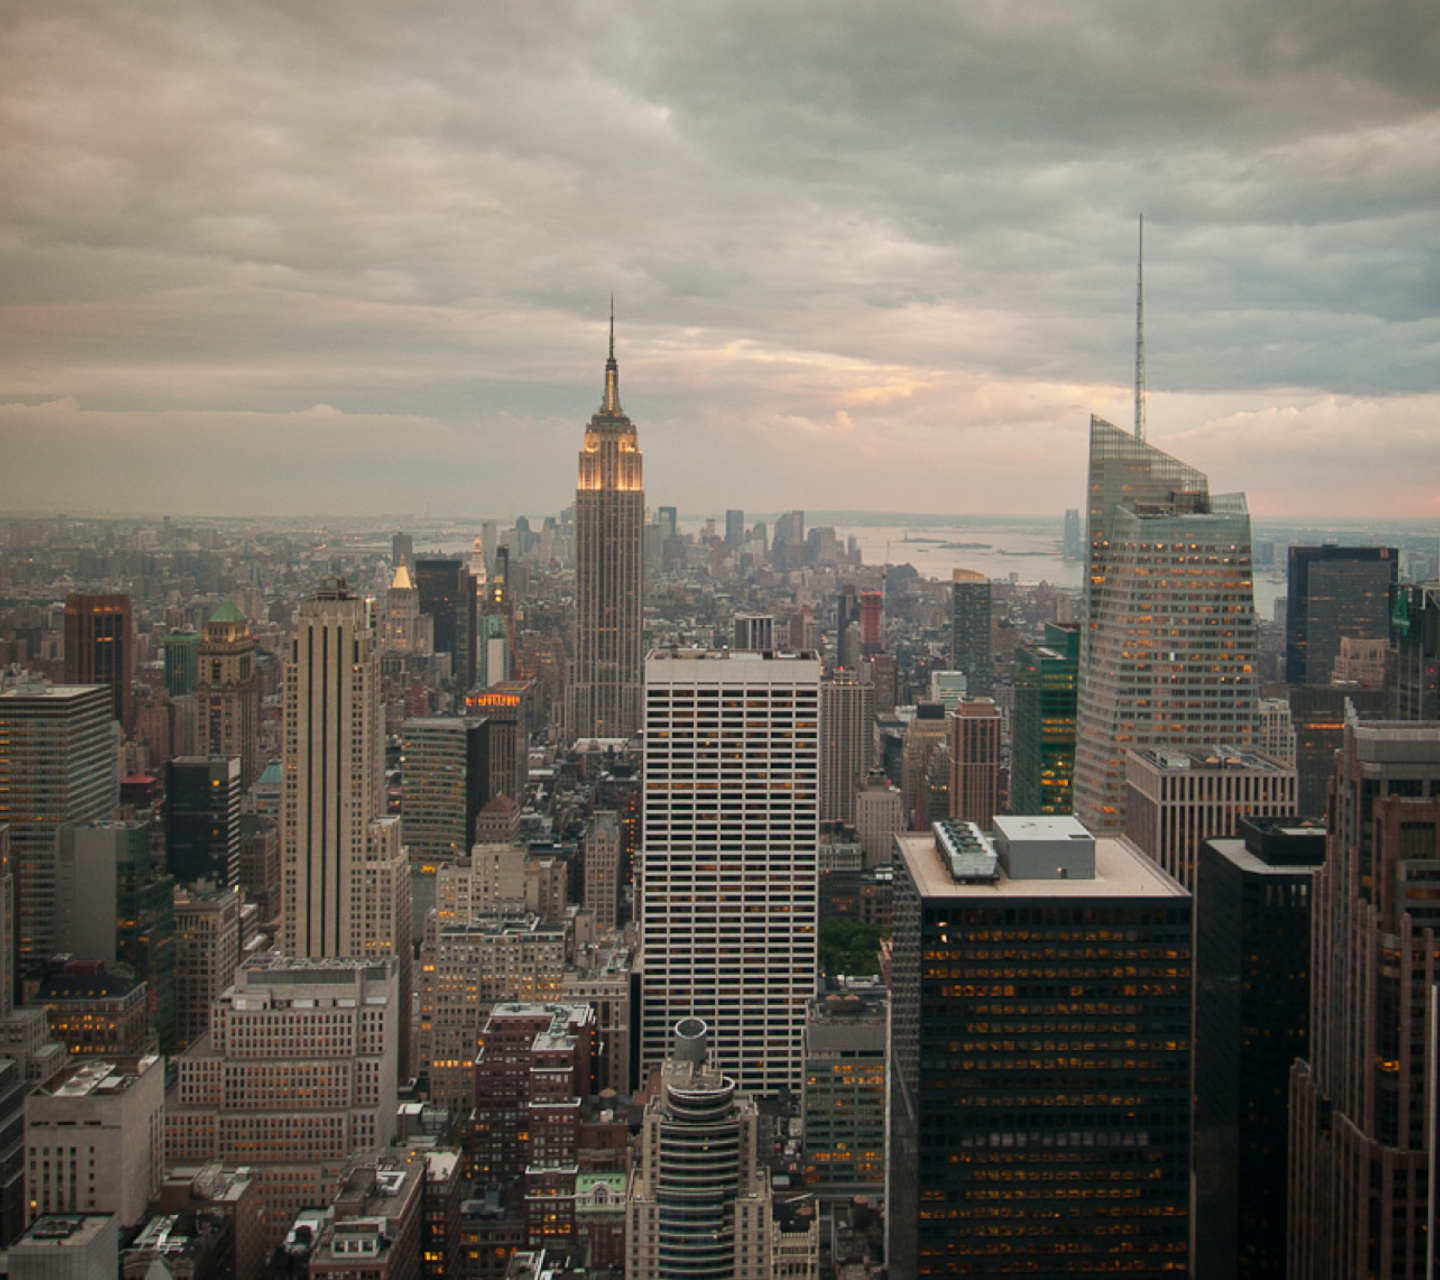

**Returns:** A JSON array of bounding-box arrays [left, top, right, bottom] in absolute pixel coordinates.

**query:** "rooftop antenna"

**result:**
[[1134, 212, 1146, 441]]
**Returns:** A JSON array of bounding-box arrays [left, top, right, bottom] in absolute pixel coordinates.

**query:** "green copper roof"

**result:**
[[208, 600, 246, 623]]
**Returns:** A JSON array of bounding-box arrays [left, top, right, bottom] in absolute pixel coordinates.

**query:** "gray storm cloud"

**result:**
[[1, 0, 1437, 517]]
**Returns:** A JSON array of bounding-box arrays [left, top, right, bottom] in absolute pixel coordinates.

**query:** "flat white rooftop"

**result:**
[[898, 832, 1187, 902]]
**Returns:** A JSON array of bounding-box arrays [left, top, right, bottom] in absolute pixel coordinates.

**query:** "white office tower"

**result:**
[[640, 650, 821, 1095], [1073, 416, 1259, 833], [627, 1019, 818, 1280], [280, 583, 412, 1069]]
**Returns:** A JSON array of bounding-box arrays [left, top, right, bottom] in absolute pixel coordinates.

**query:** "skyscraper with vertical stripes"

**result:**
[[280, 582, 412, 1066], [567, 315, 644, 741]]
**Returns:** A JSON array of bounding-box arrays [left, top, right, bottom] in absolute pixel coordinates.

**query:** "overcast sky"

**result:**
[[2, 0, 1438, 521]]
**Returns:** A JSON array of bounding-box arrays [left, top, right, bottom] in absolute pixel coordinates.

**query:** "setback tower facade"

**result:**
[[1288, 711, 1440, 1278], [567, 317, 644, 741], [279, 583, 411, 1065]]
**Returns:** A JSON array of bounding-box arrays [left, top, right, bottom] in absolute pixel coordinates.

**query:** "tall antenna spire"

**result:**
[[601, 295, 622, 415], [1134, 213, 1146, 441]]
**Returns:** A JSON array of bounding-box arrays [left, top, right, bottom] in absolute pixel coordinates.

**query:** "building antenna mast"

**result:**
[[1134, 212, 1146, 442]]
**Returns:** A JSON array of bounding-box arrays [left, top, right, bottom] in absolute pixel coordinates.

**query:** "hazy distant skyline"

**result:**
[[2, 1, 1438, 520]]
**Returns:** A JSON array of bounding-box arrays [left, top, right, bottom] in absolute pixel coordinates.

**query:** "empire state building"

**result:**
[[567, 316, 644, 740]]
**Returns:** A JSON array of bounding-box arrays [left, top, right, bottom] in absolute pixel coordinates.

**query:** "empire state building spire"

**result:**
[[602, 294, 621, 415], [567, 306, 644, 741]]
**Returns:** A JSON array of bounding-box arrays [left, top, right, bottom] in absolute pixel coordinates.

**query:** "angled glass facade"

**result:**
[[1075, 417, 1258, 833]]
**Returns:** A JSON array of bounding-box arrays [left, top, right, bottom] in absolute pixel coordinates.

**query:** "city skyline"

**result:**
[[2, 3, 1438, 521]]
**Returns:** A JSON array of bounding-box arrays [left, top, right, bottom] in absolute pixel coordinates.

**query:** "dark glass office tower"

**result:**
[[164, 756, 242, 887], [889, 818, 1192, 1275], [63, 593, 133, 732], [1194, 816, 1324, 1279], [949, 569, 992, 697], [1393, 581, 1439, 721], [1010, 621, 1080, 815], [414, 555, 478, 689], [1284, 545, 1397, 686]]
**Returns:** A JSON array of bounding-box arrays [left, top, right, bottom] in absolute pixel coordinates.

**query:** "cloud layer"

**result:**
[[2, 0, 1438, 518]]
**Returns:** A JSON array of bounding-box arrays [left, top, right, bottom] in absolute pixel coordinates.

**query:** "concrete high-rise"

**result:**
[[568, 318, 644, 742], [725, 508, 745, 550], [1010, 622, 1080, 815], [167, 954, 401, 1250], [1074, 415, 1259, 833], [280, 584, 411, 1070], [1285, 545, 1397, 686], [582, 810, 621, 931], [1289, 711, 1440, 1278], [64, 593, 133, 734], [900, 704, 948, 831], [171, 887, 241, 1051], [467, 680, 531, 803], [859, 590, 883, 654], [732, 613, 775, 652], [0, 676, 117, 973], [855, 772, 905, 867], [639, 649, 820, 1094], [472, 1002, 594, 1248], [948, 570, 991, 697], [819, 672, 874, 826], [889, 817, 1192, 1275], [55, 821, 176, 1052], [947, 698, 1002, 830], [193, 601, 261, 791], [26, 1056, 165, 1227], [400, 717, 488, 866], [1124, 746, 1296, 892], [282, 583, 407, 956]]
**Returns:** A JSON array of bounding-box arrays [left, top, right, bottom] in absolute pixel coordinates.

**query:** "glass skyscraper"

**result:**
[[1074, 415, 1259, 833], [888, 818, 1192, 1273]]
